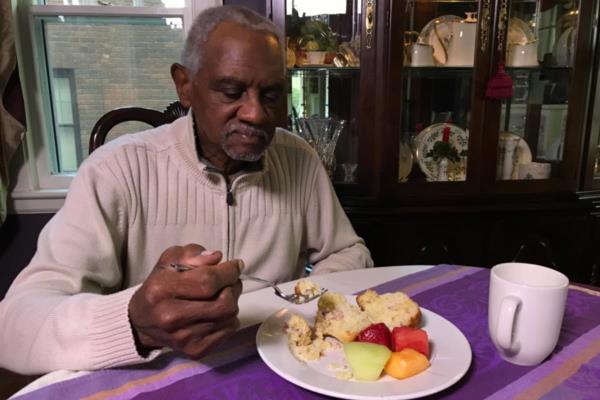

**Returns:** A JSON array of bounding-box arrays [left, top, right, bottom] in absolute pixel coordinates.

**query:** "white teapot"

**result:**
[[445, 12, 477, 66]]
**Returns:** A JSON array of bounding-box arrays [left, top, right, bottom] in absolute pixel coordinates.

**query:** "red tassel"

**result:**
[[485, 62, 513, 100]]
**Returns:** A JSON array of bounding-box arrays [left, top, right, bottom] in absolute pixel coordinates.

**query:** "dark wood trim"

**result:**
[[561, 0, 597, 191], [0, 369, 41, 400]]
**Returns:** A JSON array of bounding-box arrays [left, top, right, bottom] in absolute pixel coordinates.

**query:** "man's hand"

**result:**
[[128, 244, 243, 359]]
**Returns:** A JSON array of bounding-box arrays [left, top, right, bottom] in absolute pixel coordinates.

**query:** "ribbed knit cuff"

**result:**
[[89, 285, 160, 369]]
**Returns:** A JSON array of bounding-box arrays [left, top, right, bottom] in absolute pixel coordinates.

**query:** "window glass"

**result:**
[[287, 0, 348, 17], [51, 69, 81, 172], [36, 15, 183, 173], [34, 0, 185, 7]]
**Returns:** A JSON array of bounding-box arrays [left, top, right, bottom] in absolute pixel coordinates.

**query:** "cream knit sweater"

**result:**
[[0, 113, 372, 374]]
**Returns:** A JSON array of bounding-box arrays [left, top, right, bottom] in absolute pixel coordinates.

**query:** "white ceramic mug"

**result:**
[[508, 41, 539, 67], [488, 262, 568, 366], [410, 43, 434, 67], [518, 162, 551, 179]]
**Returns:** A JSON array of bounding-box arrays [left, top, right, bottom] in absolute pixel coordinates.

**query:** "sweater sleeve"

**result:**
[[0, 157, 156, 374], [303, 162, 374, 275]]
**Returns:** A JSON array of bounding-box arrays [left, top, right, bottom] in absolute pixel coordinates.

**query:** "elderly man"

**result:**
[[0, 5, 372, 374]]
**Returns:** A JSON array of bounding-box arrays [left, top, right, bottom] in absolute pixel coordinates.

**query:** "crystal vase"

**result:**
[[296, 117, 346, 178]]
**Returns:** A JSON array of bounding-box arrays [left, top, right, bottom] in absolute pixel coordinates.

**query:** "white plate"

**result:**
[[256, 297, 472, 400], [508, 17, 536, 45], [417, 15, 462, 65], [414, 123, 468, 181], [554, 27, 576, 66]]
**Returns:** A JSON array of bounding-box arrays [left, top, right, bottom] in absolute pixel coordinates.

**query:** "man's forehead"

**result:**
[[199, 21, 284, 81], [207, 21, 279, 50], [209, 72, 285, 89]]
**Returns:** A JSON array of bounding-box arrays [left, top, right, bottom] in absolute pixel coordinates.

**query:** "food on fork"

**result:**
[[314, 292, 372, 343], [356, 289, 421, 329], [294, 279, 321, 298]]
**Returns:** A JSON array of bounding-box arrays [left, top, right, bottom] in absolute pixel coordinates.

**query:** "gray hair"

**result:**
[[181, 5, 285, 75]]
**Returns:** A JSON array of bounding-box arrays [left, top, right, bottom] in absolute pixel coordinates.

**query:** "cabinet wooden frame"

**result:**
[[382, 0, 598, 199], [266, 0, 600, 284]]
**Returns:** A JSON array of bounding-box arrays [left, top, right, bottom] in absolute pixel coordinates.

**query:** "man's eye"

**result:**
[[262, 90, 282, 103], [221, 89, 243, 100]]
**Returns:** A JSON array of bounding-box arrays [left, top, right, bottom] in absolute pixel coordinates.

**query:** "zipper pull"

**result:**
[[226, 189, 234, 206]]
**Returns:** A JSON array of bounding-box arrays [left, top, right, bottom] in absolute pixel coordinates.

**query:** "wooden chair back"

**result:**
[[88, 101, 188, 153]]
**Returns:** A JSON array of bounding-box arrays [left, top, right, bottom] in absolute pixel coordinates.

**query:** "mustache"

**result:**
[[225, 123, 268, 140]]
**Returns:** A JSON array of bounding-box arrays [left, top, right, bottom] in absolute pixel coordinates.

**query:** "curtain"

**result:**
[[0, 1, 25, 225]]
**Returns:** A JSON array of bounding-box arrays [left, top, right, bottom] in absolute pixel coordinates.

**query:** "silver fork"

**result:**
[[240, 274, 327, 304], [166, 263, 327, 304]]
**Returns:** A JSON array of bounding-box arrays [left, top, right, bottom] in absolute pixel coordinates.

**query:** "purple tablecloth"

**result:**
[[15, 265, 600, 400]]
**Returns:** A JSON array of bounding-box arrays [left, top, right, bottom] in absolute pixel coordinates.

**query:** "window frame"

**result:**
[[10, 0, 220, 213]]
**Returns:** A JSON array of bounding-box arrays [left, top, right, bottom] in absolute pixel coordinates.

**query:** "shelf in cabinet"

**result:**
[[506, 66, 572, 73], [404, 66, 475, 79], [288, 66, 359, 73], [404, 65, 572, 79], [408, 0, 479, 3], [407, 0, 534, 2]]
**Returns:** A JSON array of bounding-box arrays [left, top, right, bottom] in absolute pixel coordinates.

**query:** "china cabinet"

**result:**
[[267, 0, 600, 285]]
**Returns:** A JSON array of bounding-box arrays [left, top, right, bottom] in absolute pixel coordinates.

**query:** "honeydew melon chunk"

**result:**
[[343, 342, 392, 381]]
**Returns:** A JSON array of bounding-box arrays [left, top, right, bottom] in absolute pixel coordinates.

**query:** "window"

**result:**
[[11, 0, 219, 212], [51, 68, 81, 172], [286, 0, 348, 16]]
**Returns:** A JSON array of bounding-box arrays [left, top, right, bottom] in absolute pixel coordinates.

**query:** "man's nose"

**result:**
[[237, 92, 268, 125]]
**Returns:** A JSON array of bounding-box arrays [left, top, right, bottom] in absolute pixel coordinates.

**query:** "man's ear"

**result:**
[[171, 63, 192, 108]]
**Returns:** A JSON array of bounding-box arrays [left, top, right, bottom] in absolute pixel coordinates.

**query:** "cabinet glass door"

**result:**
[[496, 0, 579, 183], [398, 1, 483, 185], [583, 28, 600, 190], [283, 0, 363, 185]]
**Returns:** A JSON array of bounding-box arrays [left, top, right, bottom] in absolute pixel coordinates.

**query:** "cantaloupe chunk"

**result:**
[[384, 348, 430, 379]]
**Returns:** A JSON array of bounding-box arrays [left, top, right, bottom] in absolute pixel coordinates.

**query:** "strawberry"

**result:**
[[391, 326, 429, 357], [356, 323, 391, 349]]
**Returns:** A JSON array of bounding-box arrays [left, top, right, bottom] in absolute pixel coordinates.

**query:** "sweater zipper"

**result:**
[[225, 179, 233, 260], [204, 166, 235, 259]]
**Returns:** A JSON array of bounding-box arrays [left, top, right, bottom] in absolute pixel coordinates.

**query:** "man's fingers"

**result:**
[[180, 248, 222, 267], [156, 245, 186, 266], [179, 244, 223, 266], [169, 317, 239, 351], [152, 286, 240, 331], [180, 244, 207, 258], [154, 244, 222, 270], [230, 278, 243, 300], [131, 246, 244, 354], [183, 318, 240, 359], [169, 259, 243, 299]]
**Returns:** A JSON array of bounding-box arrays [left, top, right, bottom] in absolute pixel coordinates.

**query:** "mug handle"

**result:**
[[496, 295, 521, 350]]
